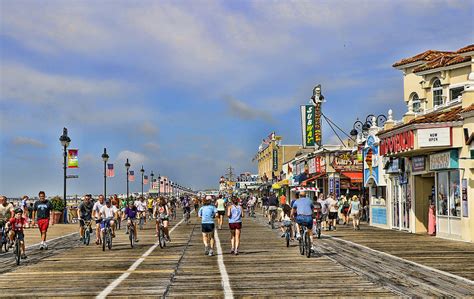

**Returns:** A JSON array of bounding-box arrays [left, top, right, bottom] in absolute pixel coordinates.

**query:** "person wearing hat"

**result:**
[[348, 195, 361, 230], [198, 196, 217, 256]]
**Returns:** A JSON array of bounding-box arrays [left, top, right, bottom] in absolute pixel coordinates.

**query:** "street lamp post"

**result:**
[[59, 128, 71, 224], [140, 166, 145, 199], [102, 148, 109, 197], [158, 174, 161, 196], [125, 159, 131, 200], [150, 171, 154, 192]]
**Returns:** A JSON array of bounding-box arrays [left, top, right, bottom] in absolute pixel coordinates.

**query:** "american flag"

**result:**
[[106, 164, 114, 177], [128, 170, 135, 182], [143, 175, 148, 185]]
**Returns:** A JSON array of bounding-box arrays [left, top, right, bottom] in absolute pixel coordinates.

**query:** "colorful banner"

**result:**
[[272, 149, 278, 171], [314, 102, 322, 147], [67, 149, 78, 168]]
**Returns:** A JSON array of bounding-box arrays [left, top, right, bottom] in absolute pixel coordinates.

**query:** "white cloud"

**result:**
[[143, 142, 160, 153], [225, 96, 274, 123], [0, 63, 128, 104], [139, 121, 159, 136], [11, 137, 46, 148], [116, 150, 147, 166]]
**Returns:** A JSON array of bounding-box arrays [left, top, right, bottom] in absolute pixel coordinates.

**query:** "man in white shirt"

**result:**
[[134, 197, 147, 224], [326, 193, 338, 231], [92, 194, 105, 245], [99, 199, 118, 237]]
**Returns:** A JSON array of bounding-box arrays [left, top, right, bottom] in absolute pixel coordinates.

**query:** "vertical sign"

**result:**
[[329, 175, 334, 195], [301, 105, 315, 147], [335, 176, 341, 198], [314, 102, 322, 147], [462, 179, 468, 217], [67, 149, 78, 168], [272, 149, 278, 171]]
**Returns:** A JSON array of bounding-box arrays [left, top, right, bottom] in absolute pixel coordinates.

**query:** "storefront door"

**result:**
[[435, 170, 461, 238], [391, 177, 410, 231]]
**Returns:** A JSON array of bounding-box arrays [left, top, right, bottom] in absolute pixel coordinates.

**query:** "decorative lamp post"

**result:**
[[125, 159, 131, 200], [140, 166, 145, 199], [101, 148, 109, 197], [150, 171, 154, 191], [59, 127, 71, 224]]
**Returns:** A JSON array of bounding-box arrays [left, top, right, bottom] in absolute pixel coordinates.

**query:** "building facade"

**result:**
[[377, 44, 474, 242]]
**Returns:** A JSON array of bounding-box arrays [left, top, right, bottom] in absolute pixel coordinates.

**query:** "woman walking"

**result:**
[[227, 196, 243, 255], [348, 195, 361, 230], [215, 195, 226, 230]]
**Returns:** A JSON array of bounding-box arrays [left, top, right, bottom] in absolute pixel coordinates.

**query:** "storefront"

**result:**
[[430, 149, 462, 239]]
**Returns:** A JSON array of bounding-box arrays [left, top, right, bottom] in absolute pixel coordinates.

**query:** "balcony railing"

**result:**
[[415, 97, 462, 116]]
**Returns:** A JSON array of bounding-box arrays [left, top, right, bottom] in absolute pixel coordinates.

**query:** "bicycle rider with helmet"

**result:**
[[122, 201, 139, 242], [291, 191, 316, 252], [8, 207, 28, 259]]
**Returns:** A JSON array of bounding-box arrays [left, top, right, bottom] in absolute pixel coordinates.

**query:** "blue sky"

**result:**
[[0, 0, 472, 197]]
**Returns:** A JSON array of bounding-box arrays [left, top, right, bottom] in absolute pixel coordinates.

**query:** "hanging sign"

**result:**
[[308, 158, 316, 174], [418, 127, 451, 148], [429, 149, 459, 170], [301, 105, 316, 147], [67, 149, 78, 168], [314, 102, 322, 147], [412, 156, 426, 172], [462, 179, 468, 218], [272, 149, 278, 171]]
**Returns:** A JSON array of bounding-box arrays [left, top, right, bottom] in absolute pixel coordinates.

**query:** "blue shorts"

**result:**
[[296, 215, 313, 229], [100, 219, 112, 230]]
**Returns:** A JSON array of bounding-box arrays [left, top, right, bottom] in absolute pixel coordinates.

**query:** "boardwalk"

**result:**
[[0, 212, 473, 298]]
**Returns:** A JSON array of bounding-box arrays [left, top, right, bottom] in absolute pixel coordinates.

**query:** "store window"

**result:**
[[450, 86, 464, 101], [433, 79, 443, 107], [436, 170, 460, 217]]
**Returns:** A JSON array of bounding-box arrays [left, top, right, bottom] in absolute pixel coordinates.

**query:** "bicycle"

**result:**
[[0, 225, 10, 253], [128, 219, 136, 248], [283, 222, 292, 248], [170, 207, 177, 221], [138, 212, 145, 230], [157, 217, 166, 249], [12, 231, 22, 265], [269, 207, 277, 229], [299, 225, 312, 258], [83, 220, 93, 246], [183, 209, 190, 225], [101, 218, 113, 251]]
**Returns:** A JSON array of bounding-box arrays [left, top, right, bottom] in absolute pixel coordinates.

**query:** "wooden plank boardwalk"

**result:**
[[0, 210, 472, 298]]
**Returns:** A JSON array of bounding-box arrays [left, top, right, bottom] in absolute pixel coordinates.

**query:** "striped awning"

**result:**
[[291, 187, 320, 192]]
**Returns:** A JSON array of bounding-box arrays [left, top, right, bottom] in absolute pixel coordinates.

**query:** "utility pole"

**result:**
[[225, 165, 235, 182]]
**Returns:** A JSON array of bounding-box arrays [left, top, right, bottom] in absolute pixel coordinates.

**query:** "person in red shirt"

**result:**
[[9, 207, 27, 259]]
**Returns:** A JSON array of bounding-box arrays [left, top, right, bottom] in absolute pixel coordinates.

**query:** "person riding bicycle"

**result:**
[[181, 196, 191, 218], [8, 207, 27, 259], [280, 203, 293, 239], [169, 197, 177, 219], [122, 201, 139, 242], [134, 197, 147, 226], [291, 191, 315, 252], [147, 197, 154, 220], [78, 194, 93, 242], [99, 199, 118, 238], [267, 192, 279, 225], [154, 198, 171, 241], [193, 197, 200, 214], [93, 195, 105, 245], [0, 195, 14, 237]]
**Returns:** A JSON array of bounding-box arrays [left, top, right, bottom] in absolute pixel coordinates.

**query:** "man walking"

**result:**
[[198, 196, 217, 256], [32, 191, 53, 250], [326, 193, 338, 231]]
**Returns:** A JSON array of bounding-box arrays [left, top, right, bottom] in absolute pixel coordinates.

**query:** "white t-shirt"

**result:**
[[327, 198, 338, 213], [99, 205, 117, 219], [135, 200, 147, 212], [0, 203, 13, 221], [93, 201, 105, 218]]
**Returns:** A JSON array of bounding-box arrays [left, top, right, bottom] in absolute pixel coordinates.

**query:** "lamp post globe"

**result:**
[[102, 148, 109, 197], [125, 159, 131, 200]]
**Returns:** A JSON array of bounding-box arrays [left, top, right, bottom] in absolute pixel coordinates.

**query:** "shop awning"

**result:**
[[272, 183, 282, 189], [277, 179, 289, 186], [291, 186, 320, 192], [301, 173, 324, 186], [341, 172, 363, 183]]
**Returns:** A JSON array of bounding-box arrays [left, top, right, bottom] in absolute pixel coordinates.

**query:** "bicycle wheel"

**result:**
[[286, 230, 290, 248], [305, 233, 311, 258], [15, 239, 21, 265], [299, 234, 305, 255], [129, 227, 134, 248], [107, 230, 112, 250], [102, 231, 106, 251], [158, 227, 164, 249], [139, 217, 144, 230], [84, 229, 90, 245]]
